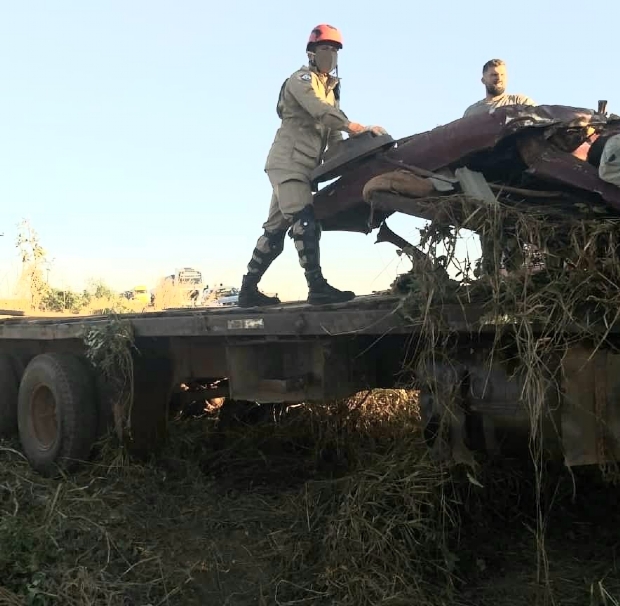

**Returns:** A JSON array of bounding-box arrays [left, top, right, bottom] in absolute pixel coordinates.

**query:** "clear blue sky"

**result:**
[[1, 0, 618, 300]]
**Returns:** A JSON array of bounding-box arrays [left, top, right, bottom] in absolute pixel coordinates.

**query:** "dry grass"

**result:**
[[2, 387, 619, 605], [1, 285, 200, 317], [151, 281, 198, 310], [0, 442, 209, 605], [0, 299, 30, 313], [6, 218, 190, 317], [388, 192, 620, 605], [0, 390, 427, 606], [81, 296, 149, 316], [0, 294, 150, 318]]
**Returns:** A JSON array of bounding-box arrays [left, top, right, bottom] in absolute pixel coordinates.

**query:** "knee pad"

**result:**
[[248, 228, 287, 275], [255, 228, 286, 256], [290, 205, 321, 270], [264, 228, 286, 256], [290, 205, 319, 239]]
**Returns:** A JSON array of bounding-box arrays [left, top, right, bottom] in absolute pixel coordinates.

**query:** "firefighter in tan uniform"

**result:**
[[238, 24, 387, 307]]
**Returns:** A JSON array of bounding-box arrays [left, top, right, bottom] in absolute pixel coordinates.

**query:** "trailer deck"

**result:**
[[2, 291, 620, 477], [0, 294, 403, 338], [0, 293, 500, 340]]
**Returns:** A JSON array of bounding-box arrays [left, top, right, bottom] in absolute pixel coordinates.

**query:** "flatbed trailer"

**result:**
[[5, 103, 620, 476], [1, 293, 619, 476], [0, 295, 415, 475]]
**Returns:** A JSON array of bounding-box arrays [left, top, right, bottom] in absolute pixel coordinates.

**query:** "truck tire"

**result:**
[[17, 353, 98, 476], [0, 354, 19, 436]]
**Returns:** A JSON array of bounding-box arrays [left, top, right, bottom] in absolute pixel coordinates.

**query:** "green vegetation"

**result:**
[[14, 219, 138, 315]]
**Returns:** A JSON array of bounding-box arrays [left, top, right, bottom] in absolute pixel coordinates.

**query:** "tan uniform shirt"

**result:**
[[463, 93, 536, 118], [265, 65, 350, 183], [599, 134, 620, 187]]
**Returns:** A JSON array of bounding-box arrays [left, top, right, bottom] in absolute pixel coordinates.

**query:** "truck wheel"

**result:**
[[0, 354, 19, 436], [17, 353, 98, 476]]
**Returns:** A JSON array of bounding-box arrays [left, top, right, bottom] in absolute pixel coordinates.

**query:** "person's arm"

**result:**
[[287, 72, 350, 130], [327, 127, 343, 148], [287, 73, 377, 135], [515, 94, 536, 106], [463, 102, 480, 118]]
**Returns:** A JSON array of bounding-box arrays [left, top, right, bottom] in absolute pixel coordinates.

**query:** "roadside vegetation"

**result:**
[[7, 219, 142, 316], [3, 219, 194, 316], [2, 206, 620, 605], [1, 390, 619, 605]]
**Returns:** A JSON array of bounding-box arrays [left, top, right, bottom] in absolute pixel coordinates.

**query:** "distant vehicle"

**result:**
[[156, 267, 204, 307], [175, 267, 203, 288], [132, 285, 150, 305], [215, 287, 239, 307], [199, 285, 239, 307]]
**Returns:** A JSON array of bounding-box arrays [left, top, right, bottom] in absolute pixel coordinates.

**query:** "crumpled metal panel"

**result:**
[[314, 104, 612, 233], [391, 104, 604, 172], [517, 134, 620, 211]]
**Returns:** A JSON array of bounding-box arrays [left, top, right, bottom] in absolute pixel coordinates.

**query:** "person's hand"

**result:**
[[366, 125, 388, 136], [346, 121, 366, 135]]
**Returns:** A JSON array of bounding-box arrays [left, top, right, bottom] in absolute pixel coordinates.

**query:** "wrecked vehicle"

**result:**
[[311, 102, 620, 257]]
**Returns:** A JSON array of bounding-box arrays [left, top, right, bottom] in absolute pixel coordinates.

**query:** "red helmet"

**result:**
[[306, 24, 343, 51]]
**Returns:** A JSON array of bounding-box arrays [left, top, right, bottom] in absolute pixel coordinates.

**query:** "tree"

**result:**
[[87, 279, 116, 300], [15, 219, 50, 311]]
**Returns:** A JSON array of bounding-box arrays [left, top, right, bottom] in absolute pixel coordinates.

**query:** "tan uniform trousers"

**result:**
[[262, 169, 314, 233]]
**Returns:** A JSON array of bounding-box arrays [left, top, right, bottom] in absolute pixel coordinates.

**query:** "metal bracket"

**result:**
[[455, 167, 498, 205]]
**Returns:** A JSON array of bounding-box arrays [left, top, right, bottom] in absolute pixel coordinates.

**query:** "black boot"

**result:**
[[289, 205, 355, 306], [238, 274, 281, 308], [305, 268, 355, 305], [238, 229, 286, 308]]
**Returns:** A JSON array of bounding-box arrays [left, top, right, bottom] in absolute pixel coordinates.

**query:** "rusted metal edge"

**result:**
[[0, 301, 614, 341]]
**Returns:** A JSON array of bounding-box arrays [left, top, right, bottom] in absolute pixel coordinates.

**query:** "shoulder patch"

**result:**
[[298, 73, 312, 82]]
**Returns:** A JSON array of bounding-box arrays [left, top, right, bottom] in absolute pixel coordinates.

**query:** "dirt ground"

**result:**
[[0, 392, 619, 606]]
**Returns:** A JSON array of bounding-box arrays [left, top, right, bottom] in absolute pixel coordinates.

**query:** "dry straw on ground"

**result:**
[[390, 192, 620, 603], [1, 385, 619, 605]]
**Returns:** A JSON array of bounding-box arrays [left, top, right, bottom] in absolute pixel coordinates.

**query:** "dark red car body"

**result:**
[[314, 104, 620, 233]]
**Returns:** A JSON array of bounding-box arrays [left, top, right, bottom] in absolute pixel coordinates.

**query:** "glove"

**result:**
[[346, 121, 366, 135], [365, 125, 388, 136]]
